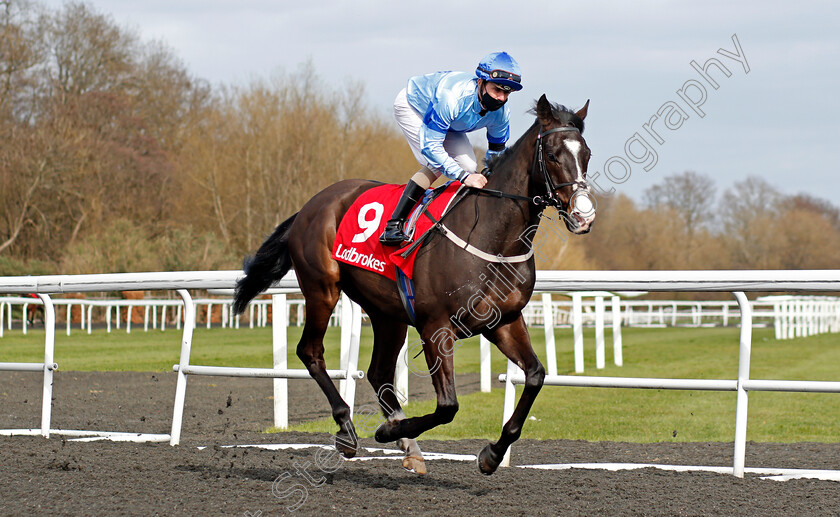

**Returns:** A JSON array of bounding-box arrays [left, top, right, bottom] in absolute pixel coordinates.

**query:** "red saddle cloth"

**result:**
[[332, 182, 462, 280]]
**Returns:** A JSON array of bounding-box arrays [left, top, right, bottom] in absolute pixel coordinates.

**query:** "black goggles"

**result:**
[[477, 67, 521, 85]]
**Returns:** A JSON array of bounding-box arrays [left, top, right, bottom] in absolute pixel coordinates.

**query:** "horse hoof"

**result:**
[[402, 455, 427, 475], [334, 429, 358, 459], [477, 443, 502, 475], [374, 421, 399, 443]]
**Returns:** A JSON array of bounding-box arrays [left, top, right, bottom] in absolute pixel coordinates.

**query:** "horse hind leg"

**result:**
[[296, 287, 359, 458], [373, 321, 459, 447], [364, 313, 426, 474], [477, 315, 545, 475], [397, 429, 426, 474]]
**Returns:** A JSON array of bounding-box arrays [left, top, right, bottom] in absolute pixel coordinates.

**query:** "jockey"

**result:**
[[379, 51, 523, 245]]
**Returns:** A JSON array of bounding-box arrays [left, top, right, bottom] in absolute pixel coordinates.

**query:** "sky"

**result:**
[[42, 0, 840, 207]]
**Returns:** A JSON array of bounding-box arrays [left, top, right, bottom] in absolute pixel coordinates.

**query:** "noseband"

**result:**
[[531, 126, 589, 210]]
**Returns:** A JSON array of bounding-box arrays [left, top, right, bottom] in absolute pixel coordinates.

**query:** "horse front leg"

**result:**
[[374, 322, 459, 444], [478, 315, 545, 475]]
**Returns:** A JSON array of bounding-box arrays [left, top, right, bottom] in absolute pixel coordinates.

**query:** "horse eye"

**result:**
[[547, 152, 557, 162]]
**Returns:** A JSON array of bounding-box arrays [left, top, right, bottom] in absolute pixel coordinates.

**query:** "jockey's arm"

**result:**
[[418, 126, 486, 187], [484, 142, 506, 165], [418, 122, 471, 182], [484, 114, 511, 165]]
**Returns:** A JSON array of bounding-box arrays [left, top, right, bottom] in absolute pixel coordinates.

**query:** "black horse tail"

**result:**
[[233, 213, 298, 314]]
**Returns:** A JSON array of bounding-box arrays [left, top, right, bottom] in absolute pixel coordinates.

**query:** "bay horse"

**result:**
[[233, 94, 595, 475]]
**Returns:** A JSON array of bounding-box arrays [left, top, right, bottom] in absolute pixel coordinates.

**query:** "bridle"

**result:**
[[530, 125, 589, 210], [414, 124, 593, 261], [474, 125, 590, 212]]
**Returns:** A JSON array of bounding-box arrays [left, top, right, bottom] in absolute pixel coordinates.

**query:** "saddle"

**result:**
[[332, 181, 463, 281], [332, 182, 463, 323]]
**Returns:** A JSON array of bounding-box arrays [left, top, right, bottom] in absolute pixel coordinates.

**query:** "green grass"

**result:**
[[3, 324, 840, 443]]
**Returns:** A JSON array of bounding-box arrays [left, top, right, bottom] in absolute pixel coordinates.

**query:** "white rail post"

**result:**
[[272, 294, 288, 429], [126, 305, 133, 334], [818, 300, 826, 334], [772, 301, 781, 339], [781, 300, 789, 339], [170, 289, 196, 446], [732, 291, 753, 478], [343, 301, 362, 418], [480, 335, 492, 392], [788, 300, 796, 339], [796, 299, 804, 337], [396, 337, 409, 400], [144, 306, 150, 332], [339, 294, 352, 396], [595, 296, 605, 369], [37, 294, 56, 438], [0, 300, 4, 337], [572, 293, 584, 373], [65, 303, 72, 336], [612, 295, 623, 367], [86, 303, 93, 334], [542, 293, 557, 376]]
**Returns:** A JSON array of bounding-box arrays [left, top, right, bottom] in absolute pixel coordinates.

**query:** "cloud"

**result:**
[[38, 0, 840, 206]]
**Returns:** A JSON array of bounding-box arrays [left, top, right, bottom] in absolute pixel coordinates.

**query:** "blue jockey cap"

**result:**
[[476, 52, 523, 92]]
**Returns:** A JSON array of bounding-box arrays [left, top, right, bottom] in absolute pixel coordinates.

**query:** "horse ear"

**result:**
[[536, 94, 553, 126], [575, 99, 590, 121]]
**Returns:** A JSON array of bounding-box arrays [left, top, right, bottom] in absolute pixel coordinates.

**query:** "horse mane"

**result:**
[[485, 100, 585, 170]]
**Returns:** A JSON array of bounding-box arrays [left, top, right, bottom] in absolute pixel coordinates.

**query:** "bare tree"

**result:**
[[41, 1, 137, 97], [717, 176, 782, 268], [0, 0, 45, 121], [786, 193, 840, 231], [643, 170, 716, 237]]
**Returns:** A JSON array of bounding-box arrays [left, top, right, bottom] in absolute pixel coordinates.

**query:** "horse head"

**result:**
[[532, 95, 595, 234]]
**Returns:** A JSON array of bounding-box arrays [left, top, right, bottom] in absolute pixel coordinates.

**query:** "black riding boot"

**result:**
[[379, 180, 426, 245]]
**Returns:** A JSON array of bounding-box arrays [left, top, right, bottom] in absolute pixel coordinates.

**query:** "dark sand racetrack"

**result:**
[[2, 370, 840, 516]]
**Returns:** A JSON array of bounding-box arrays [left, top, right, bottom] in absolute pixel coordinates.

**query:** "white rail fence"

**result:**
[[0, 296, 321, 337], [7, 293, 837, 344], [2, 270, 840, 479]]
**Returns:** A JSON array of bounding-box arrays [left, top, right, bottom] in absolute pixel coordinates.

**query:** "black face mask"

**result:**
[[479, 87, 506, 115]]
